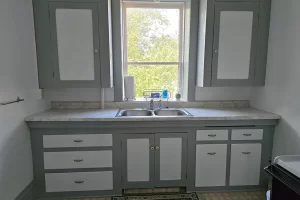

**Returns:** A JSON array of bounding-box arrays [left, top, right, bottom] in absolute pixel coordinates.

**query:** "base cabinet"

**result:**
[[229, 143, 262, 186], [122, 133, 187, 188], [195, 144, 227, 187]]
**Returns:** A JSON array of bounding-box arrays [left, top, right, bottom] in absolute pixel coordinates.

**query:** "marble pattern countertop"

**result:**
[[25, 108, 280, 122]]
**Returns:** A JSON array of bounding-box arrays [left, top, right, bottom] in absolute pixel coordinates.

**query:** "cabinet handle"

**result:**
[[207, 152, 216, 155], [208, 134, 217, 137], [150, 147, 154, 150], [74, 180, 84, 184], [242, 152, 251, 155], [156, 146, 160, 150], [243, 134, 252, 136], [74, 159, 83, 162], [74, 139, 83, 143]]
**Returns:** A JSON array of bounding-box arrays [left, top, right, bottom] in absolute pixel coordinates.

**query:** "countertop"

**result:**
[[25, 107, 280, 122]]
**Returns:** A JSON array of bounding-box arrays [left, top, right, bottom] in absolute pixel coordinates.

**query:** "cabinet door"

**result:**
[[49, 2, 101, 88], [211, 2, 259, 86], [155, 133, 187, 187], [195, 144, 227, 187], [230, 143, 262, 186], [122, 134, 155, 188]]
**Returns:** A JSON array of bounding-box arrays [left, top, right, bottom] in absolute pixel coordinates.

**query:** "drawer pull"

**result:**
[[207, 152, 216, 155], [243, 134, 252, 136], [242, 152, 251, 155], [74, 180, 84, 184], [74, 139, 83, 143], [208, 134, 217, 137], [74, 159, 83, 162]]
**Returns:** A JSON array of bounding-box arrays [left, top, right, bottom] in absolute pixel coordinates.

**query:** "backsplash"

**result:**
[[51, 100, 250, 109]]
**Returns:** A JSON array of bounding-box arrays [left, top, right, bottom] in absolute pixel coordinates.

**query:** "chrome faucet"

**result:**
[[149, 99, 162, 111], [150, 99, 154, 110]]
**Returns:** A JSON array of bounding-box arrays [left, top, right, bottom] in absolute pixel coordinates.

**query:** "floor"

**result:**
[[65, 191, 267, 200]]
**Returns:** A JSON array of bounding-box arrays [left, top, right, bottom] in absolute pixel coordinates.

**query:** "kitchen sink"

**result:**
[[116, 109, 192, 117], [117, 110, 153, 117], [154, 109, 190, 116]]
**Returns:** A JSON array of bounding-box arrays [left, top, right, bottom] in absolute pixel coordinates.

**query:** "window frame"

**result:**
[[122, 1, 185, 99]]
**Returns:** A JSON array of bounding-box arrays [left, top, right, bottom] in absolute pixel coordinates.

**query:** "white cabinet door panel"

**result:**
[[230, 143, 262, 186], [195, 144, 227, 187], [159, 138, 182, 181]]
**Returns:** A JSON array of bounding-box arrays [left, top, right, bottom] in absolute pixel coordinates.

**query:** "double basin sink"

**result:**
[[116, 109, 192, 117]]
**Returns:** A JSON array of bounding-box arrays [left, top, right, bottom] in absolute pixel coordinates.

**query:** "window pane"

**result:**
[[128, 65, 179, 98], [126, 8, 180, 62]]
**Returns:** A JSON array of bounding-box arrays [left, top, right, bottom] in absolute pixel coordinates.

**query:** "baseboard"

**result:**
[[14, 180, 36, 200]]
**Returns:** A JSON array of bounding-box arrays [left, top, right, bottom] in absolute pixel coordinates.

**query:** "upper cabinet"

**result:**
[[197, 0, 271, 87], [33, 0, 113, 88]]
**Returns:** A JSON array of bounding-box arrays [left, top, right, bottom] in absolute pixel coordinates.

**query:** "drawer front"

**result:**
[[45, 171, 113, 192], [231, 129, 263, 140], [195, 144, 227, 187], [43, 134, 112, 148], [196, 130, 229, 141], [230, 143, 262, 186], [44, 151, 112, 169]]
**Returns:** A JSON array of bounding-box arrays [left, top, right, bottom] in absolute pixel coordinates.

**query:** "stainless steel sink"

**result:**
[[116, 109, 191, 117], [117, 110, 153, 117], [154, 109, 191, 116]]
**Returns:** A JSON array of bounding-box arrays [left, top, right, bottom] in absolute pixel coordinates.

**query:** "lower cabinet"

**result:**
[[195, 144, 227, 187], [122, 133, 187, 188], [229, 143, 262, 186]]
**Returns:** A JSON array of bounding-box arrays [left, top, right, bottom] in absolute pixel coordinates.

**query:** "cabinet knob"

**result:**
[[156, 146, 160, 150], [214, 49, 218, 53], [74, 180, 84, 184], [95, 49, 99, 53], [150, 147, 154, 150]]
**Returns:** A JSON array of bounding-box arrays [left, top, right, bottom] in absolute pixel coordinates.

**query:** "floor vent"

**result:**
[[124, 187, 185, 195]]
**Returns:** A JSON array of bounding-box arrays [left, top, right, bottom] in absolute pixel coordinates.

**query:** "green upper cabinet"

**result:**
[[197, 0, 271, 87], [33, 0, 113, 88]]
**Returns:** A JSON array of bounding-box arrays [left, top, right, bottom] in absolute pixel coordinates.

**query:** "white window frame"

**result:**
[[122, 1, 185, 98]]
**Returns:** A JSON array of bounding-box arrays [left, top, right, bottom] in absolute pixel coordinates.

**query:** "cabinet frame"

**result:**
[[121, 133, 188, 189], [121, 134, 155, 189], [154, 133, 188, 187], [211, 2, 260, 86], [49, 2, 102, 88], [188, 126, 274, 192]]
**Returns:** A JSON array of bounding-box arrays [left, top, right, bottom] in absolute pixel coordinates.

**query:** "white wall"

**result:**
[[251, 0, 300, 157], [0, 0, 50, 199]]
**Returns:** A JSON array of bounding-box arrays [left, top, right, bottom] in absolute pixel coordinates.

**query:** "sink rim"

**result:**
[[116, 108, 192, 117]]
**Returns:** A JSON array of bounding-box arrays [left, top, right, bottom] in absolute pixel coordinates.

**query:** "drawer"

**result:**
[[43, 134, 112, 148], [45, 171, 113, 192], [196, 130, 229, 141], [231, 129, 263, 140], [44, 151, 112, 169]]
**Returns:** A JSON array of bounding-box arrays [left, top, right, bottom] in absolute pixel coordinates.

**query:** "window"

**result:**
[[122, 1, 185, 99]]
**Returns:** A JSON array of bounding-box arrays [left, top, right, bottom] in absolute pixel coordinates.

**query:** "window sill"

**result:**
[[123, 98, 187, 102]]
